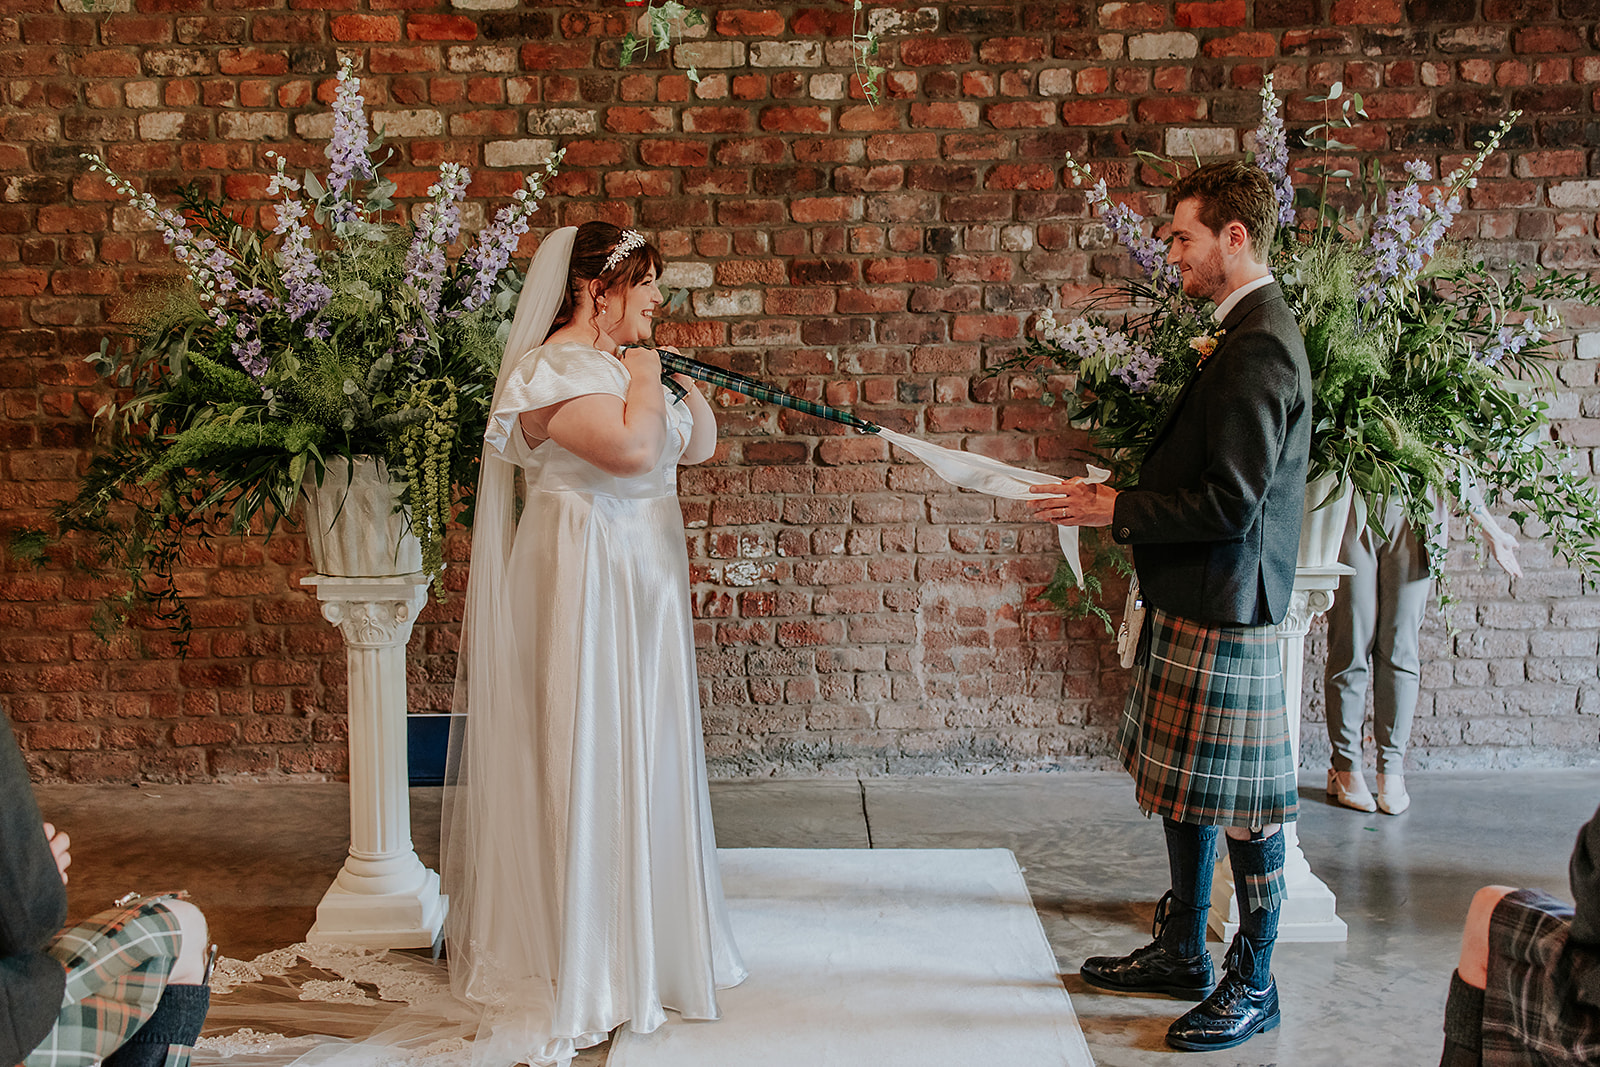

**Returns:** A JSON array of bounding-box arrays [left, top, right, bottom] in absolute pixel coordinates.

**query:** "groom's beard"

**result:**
[[1182, 246, 1227, 303]]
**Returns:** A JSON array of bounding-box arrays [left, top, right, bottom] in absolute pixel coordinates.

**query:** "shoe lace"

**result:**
[[1224, 934, 1260, 984], [1151, 890, 1174, 942]]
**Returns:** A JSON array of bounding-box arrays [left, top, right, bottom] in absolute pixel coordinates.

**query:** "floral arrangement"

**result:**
[[44, 58, 563, 638], [1002, 75, 1600, 625]]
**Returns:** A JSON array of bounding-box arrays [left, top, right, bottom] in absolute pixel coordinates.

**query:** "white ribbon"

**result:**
[[877, 429, 1110, 586]]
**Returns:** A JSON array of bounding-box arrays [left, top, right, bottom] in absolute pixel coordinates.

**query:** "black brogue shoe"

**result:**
[[1164, 937, 1281, 1051], [1079, 891, 1216, 1000], [1079, 940, 1216, 1000]]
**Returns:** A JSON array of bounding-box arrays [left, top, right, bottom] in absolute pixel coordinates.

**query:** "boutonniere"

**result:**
[[1189, 327, 1225, 367]]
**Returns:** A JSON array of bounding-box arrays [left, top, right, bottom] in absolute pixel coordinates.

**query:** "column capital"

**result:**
[[301, 574, 432, 649]]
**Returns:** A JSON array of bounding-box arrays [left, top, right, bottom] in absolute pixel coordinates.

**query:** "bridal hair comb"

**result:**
[[603, 230, 646, 273]]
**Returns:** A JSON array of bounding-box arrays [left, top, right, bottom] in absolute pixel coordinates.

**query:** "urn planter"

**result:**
[[301, 456, 423, 579]]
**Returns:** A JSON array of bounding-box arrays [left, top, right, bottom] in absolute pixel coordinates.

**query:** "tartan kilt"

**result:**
[[1482, 888, 1600, 1066], [1115, 607, 1298, 828], [22, 899, 186, 1067]]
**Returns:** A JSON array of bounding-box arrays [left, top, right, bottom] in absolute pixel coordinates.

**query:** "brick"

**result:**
[[759, 106, 830, 133], [1128, 32, 1199, 60], [1099, 2, 1168, 29], [1137, 96, 1207, 123], [604, 107, 673, 134], [520, 42, 592, 69], [251, 15, 322, 43], [332, 14, 401, 41], [102, 16, 174, 45], [217, 47, 289, 75], [900, 38, 974, 66], [1515, 26, 1584, 54], [1205, 31, 1278, 57], [716, 9, 785, 35], [407, 13, 475, 40], [1061, 99, 1130, 126], [866, 133, 939, 161], [1331, 0, 1403, 21], [1549, 180, 1600, 209], [1177, 0, 1248, 26], [979, 37, 1047, 63]]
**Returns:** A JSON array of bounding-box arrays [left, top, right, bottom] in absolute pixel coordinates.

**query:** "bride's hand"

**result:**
[[620, 344, 662, 382]]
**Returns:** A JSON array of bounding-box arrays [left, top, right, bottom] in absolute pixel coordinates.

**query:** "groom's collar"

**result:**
[[1212, 273, 1275, 325]]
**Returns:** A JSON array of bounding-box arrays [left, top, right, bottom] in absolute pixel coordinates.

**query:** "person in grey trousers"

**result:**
[[1324, 488, 1520, 816]]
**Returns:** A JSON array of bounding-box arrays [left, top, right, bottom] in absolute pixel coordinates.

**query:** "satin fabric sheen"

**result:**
[[446, 342, 746, 1067]]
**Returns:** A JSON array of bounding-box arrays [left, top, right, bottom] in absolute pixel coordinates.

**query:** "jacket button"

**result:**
[[1118, 526, 1131, 540]]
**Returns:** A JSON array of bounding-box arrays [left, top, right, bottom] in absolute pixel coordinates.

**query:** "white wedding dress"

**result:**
[[442, 340, 746, 1067]]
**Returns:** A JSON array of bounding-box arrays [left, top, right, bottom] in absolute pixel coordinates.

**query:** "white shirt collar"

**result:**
[[1212, 273, 1275, 324]]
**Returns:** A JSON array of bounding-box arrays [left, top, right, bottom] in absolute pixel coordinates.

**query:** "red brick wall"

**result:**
[[3, 1, 1599, 781]]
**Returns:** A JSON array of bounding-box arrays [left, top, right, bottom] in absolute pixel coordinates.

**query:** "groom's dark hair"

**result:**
[[1171, 161, 1278, 262]]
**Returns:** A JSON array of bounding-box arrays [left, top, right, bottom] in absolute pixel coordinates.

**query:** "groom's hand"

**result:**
[[1028, 480, 1117, 527]]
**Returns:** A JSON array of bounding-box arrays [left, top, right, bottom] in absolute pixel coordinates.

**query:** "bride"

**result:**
[[441, 221, 747, 1067]]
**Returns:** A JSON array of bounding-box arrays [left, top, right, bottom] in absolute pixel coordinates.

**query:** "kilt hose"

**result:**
[[22, 899, 187, 1067], [1482, 888, 1600, 1066], [1116, 607, 1299, 829]]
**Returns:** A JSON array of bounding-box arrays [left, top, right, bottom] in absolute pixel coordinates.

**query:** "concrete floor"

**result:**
[[36, 769, 1597, 1067]]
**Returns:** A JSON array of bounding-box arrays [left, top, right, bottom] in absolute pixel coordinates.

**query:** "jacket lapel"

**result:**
[[1144, 282, 1283, 454]]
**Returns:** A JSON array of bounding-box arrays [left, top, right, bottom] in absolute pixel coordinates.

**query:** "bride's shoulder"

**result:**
[[508, 341, 628, 398], [531, 339, 618, 365]]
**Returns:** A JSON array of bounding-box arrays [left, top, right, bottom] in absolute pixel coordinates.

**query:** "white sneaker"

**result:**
[[1327, 769, 1377, 813], [1376, 773, 1410, 815]]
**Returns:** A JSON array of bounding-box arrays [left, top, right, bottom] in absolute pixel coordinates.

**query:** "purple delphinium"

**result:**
[[83, 153, 240, 328], [1064, 155, 1182, 293], [460, 150, 565, 311], [1359, 160, 1463, 311], [1254, 74, 1295, 228], [233, 331, 268, 377], [1111, 343, 1163, 393], [267, 154, 333, 326], [1477, 307, 1559, 366], [403, 162, 470, 320], [327, 60, 375, 226], [1035, 310, 1163, 395]]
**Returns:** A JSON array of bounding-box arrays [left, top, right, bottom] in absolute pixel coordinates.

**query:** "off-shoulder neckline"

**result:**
[[537, 340, 626, 364]]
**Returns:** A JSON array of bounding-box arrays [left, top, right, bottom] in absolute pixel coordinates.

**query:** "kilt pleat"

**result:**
[[1483, 888, 1600, 1066], [23, 900, 185, 1067], [1116, 607, 1298, 827]]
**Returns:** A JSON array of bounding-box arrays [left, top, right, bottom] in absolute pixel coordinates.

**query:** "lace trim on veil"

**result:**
[[198, 943, 477, 1067]]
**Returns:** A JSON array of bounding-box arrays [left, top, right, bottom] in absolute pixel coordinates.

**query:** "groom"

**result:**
[[1031, 161, 1311, 1052]]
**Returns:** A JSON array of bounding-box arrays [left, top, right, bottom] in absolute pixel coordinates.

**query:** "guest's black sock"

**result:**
[[1439, 970, 1485, 1067], [1161, 818, 1219, 958], [104, 983, 211, 1067], [1225, 830, 1284, 990]]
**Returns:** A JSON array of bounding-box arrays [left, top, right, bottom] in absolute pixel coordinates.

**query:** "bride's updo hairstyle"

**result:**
[[544, 221, 663, 340]]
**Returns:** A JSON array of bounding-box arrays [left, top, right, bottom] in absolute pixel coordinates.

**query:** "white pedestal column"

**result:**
[[1209, 563, 1353, 944], [302, 573, 446, 949]]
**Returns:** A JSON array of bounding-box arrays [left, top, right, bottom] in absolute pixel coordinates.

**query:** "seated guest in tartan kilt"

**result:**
[[1, 716, 212, 1067], [1031, 160, 1311, 1052], [1441, 801, 1600, 1066]]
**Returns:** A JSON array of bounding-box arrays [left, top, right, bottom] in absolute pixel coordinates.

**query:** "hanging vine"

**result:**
[[391, 380, 459, 584], [851, 0, 886, 106], [620, 1, 708, 84]]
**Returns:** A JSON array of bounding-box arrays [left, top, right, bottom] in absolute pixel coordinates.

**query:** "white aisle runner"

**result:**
[[610, 848, 1094, 1067]]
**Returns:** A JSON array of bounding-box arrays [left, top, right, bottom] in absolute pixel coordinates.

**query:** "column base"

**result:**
[[1208, 862, 1348, 944], [307, 868, 448, 950]]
